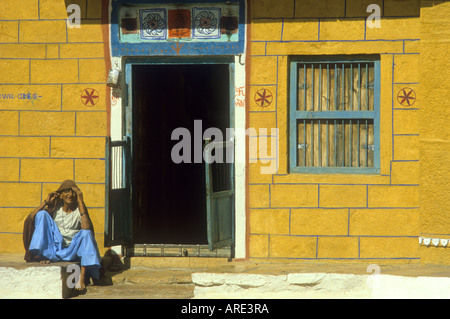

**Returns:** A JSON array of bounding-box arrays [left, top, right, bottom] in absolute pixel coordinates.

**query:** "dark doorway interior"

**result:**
[[132, 63, 230, 244]]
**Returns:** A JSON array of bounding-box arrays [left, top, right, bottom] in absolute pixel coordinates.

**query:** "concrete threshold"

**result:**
[[1, 254, 450, 299]]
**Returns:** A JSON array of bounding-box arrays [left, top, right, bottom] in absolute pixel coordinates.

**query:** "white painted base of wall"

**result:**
[[0, 266, 63, 299], [192, 273, 450, 299]]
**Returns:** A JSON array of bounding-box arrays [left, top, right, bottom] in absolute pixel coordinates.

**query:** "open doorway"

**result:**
[[131, 63, 231, 245]]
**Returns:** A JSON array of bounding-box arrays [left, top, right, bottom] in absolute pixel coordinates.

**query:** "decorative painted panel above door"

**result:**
[[111, 0, 245, 56]]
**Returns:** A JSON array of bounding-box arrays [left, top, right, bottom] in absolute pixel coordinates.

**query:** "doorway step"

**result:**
[[75, 263, 196, 299], [74, 257, 235, 299]]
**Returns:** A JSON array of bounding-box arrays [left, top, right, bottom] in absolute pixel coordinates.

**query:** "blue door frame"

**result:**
[[111, 56, 236, 250]]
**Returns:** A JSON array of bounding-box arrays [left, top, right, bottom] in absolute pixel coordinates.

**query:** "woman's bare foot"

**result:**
[[76, 265, 87, 292]]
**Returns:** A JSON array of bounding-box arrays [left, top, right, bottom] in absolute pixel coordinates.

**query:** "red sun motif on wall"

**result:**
[[81, 88, 99, 107], [254, 88, 273, 107], [397, 87, 416, 107]]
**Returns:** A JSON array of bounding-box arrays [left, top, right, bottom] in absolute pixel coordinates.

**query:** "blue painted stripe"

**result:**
[[251, 39, 420, 43], [249, 206, 420, 210], [249, 257, 420, 260]]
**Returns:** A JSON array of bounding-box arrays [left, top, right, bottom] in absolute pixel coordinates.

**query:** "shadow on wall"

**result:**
[[249, 0, 420, 20], [64, 0, 108, 24]]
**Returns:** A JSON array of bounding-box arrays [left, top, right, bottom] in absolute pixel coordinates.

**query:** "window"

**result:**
[[289, 56, 380, 174]]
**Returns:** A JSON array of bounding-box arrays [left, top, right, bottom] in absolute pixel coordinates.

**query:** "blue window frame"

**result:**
[[289, 56, 381, 174]]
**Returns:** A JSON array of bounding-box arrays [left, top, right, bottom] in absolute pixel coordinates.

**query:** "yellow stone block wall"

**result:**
[[0, 0, 108, 255], [248, 0, 431, 263], [0, 0, 447, 266], [418, 1, 450, 265]]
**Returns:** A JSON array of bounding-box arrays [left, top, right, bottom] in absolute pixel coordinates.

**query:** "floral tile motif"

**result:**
[[192, 7, 221, 39], [140, 9, 167, 40]]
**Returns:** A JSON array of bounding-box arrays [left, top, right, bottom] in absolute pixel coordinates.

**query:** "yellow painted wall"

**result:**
[[248, 0, 448, 264], [0, 0, 108, 255], [418, 1, 450, 265], [0, 0, 448, 266]]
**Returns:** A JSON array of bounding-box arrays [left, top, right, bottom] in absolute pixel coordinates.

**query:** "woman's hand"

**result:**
[[72, 186, 84, 204], [72, 186, 90, 229], [45, 192, 58, 206]]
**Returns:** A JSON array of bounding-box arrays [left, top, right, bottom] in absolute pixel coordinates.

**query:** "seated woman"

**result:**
[[23, 179, 101, 291]]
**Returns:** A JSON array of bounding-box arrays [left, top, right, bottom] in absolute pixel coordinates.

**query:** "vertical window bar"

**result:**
[[311, 64, 314, 111], [303, 119, 306, 166], [118, 147, 122, 189], [303, 64, 307, 111], [319, 64, 322, 111], [114, 147, 118, 189], [111, 147, 114, 189], [118, 147, 121, 188], [119, 147, 122, 188], [358, 63, 361, 111], [349, 119, 352, 167], [365, 63, 369, 111], [112, 147, 115, 189], [326, 120, 329, 167], [327, 64, 330, 111], [112, 147, 117, 189], [334, 119, 337, 165], [341, 119, 345, 167], [119, 146, 125, 188], [341, 63, 345, 111], [116, 147, 120, 189], [357, 120, 360, 167], [334, 64, 338, 110], [318, 120, 322, 167], [109, 146, 114, 189], [311, 119, 314, 166], [365, 119, 368, 167], [350, 64, 353, 111], [120, 147, 124, 188]]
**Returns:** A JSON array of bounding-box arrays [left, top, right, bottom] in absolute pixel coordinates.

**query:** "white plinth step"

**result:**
[[191, 272, 450, 299], [0, 263, 81, 299]]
